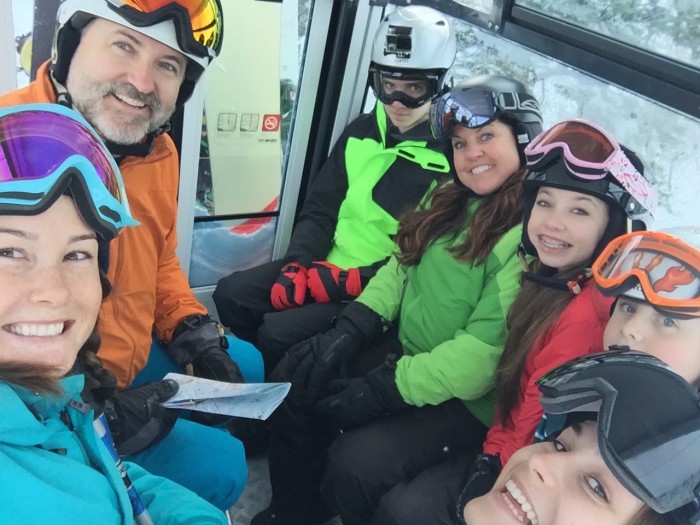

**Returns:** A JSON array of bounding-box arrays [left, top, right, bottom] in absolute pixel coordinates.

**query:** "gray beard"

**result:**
[[67, 77, 174, 144]]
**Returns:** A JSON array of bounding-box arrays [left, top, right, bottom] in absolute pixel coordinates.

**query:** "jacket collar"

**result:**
[[0, 375, 86, 447]]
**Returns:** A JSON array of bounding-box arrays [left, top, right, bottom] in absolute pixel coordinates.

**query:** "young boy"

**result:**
[[593, 226, 700, 386]]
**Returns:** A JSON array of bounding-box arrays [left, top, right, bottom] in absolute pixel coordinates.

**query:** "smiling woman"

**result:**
[[0, 103, 228, 525], [0, 196, 104, 383]]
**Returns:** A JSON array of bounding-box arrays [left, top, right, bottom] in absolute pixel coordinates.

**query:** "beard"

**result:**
[[66, 72, 176, 145]]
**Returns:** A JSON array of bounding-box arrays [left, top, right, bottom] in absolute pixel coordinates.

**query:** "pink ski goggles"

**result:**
[[525, 119, 657, 214]]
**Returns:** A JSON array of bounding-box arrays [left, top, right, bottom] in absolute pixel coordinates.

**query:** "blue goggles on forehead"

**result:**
[[0, 103, 138, 240], [537, 350, 700, 515]]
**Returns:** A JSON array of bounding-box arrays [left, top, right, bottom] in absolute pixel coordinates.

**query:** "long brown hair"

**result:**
[[494, 261, 593, 426], [0, 272, 116, 399], [396, 168, 526, 266]]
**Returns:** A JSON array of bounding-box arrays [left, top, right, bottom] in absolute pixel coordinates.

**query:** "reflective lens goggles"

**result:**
[[0, 104, 138, 240], [592, 230, 700, 316], [430, 86, 540, 140], [525, 119, 657, 214], [370, 66, 441, 109], [107, 0, 223, 60], [537, 349, 700, 514]]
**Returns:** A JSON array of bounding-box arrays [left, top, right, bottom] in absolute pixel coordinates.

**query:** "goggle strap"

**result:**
[[606, 149, 658, 215]]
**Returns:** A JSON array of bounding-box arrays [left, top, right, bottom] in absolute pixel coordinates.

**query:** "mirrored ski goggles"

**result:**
[[429, 86, 540, 141], [592, 230, 700, 316], [0, 104, 138, 240], [525, 119, 657, 214], [538, 349, 700, 514], [430, 87, 500, 140], [370, 67, 442, 109], [107, 0, 223, 60]]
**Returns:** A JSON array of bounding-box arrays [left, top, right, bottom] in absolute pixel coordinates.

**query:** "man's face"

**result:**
[[66, 18, 187, 145]]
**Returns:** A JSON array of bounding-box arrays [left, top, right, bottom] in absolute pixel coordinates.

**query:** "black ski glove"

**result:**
[[165, 314, 244, 384], [314, 357, 407, 430], [104, 379, 180, 456], [269, 302, 384, 408], [455, 453, 502, 524]]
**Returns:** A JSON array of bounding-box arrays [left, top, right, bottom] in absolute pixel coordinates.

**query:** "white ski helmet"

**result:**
[[51, 0, 223, 106], [370, 6, 457, 108]]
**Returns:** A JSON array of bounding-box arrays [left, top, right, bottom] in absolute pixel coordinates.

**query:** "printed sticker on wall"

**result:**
[[217, 113, 237, 132], [262, 114, 281, 132], [240, 114, 260, 132]]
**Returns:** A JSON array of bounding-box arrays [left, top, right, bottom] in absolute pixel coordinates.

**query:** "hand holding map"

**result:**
[[162, 373, 291, 420]]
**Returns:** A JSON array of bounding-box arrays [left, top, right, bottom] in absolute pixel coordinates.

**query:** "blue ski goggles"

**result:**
[[537, 350, 700, 515], [0, 103, 138, 240]]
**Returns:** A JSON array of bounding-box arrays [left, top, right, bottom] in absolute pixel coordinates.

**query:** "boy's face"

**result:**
[[463, 422, 644, 525], [604, 296, 700, 386]]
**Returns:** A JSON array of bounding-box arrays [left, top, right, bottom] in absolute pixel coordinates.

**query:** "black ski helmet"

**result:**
[[432, 74, 543, 165], [521, 145, 652, 263]]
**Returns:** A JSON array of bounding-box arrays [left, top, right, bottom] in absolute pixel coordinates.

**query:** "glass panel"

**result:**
[[515, 0, 700, 68], [452, 0, 494, 14], [12, 1, 33, 88], [445, 16, 700, 228], [190, 0, 313, 285], [199, 0, 283, 217], [189, 217, 276, 287]]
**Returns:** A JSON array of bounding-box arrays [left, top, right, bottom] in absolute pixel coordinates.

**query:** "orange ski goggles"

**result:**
[[108, 0, 223, 60], [592, 230, 700, 316]]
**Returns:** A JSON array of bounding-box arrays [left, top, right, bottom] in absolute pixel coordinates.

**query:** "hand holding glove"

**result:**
[[307, 259, 385, 303], [104, 379, 180, 456], [455, 453, 502, 524], [270, 262, 308, 310], [269, 302, 384, 408], [166, 314, 244, 384], [314, 357, 408, 430]]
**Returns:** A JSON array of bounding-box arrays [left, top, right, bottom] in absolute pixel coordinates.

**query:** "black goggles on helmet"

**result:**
[[369, 65, 443, 109], [430, 87, 539, 140], [537, 349, 700, 515]]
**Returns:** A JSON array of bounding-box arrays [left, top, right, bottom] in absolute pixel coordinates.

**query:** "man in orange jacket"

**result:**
[[0, 0, 263, 511]]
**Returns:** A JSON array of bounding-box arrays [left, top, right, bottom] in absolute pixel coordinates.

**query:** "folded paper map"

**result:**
[[161, 373, 291, 420]]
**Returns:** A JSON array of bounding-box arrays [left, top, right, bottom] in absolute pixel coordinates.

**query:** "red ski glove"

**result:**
[[270, 262, 308, 310]]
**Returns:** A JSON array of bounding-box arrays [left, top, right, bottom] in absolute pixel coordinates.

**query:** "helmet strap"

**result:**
[[523, 268, 592, 295]]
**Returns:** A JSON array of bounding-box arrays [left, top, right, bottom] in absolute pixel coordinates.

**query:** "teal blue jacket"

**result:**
[[357, 197, 524, 426], [0, 375, 227, 525]]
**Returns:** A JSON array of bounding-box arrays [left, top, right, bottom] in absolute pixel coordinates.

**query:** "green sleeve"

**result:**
[[356, 254, 406, 322]]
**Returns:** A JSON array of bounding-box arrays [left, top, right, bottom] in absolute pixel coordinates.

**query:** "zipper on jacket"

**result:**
[[59, 409, 74, 431]]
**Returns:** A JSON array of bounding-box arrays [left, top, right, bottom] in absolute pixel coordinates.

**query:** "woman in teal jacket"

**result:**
[[263, 75, 544, 525], [0, 104, 226, 525]]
